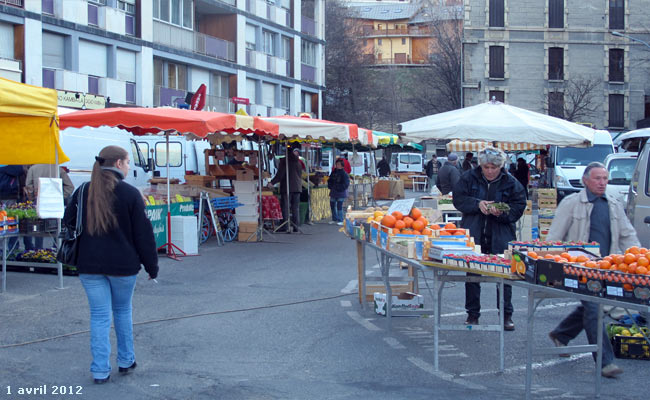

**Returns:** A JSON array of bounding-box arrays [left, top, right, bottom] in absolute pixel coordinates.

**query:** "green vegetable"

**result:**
[[490, 202, 511, 212]]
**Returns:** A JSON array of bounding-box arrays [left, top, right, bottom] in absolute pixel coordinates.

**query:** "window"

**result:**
[[137, 142, 150, 164], [609, 48, 624, 82], [262, 82, 275, 107], [489, 46, 504, 78], [88, 76, 100, 95], [548, 0, 564, 28], [42, 0, 54, 14], [117, 49, 136, 82], [246, 78, 257, 103], [263, 30, 275, 55], [609, 0, 624, 30], [126, 82, 136, 103], [88, 3, 99, 26], [281, 87, 290, 110], [401, 38, 406, 45], [548, 92, 564, 118], [119, 0, 136, 36], [378, 39, 383, 46], [245, 24, 256, 50], [0, 22, 14, 59], [167, 62, 187, 90], [548, 47, 563, 80], [154, 58, 163, 87], [301, 41, 316, 66], [489, 90, 504, 102], [42, 69, 56, 89], [282, 36, 291, 59], [155, 141, 182, 167], [153, 0, 192, 29], [489, 0, 504, 27], [118, 0, 135, 13], [609, 94, 624, 127], [42, 32, 65, 69], [399, 154, 420, 165], [211, 73, 229, 98], [79, 40, 107, 77]]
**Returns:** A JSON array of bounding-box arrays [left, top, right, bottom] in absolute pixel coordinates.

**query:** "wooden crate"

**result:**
[[184, 175, 216, 187]]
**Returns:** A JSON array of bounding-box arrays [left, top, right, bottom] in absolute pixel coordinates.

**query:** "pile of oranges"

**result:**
[[381, 208, 433, 235], [527, 246, 650, 275]]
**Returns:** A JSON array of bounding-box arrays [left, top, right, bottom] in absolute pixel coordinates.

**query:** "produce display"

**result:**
[[508, 239, 600, 253], [4, 201, 37, 219], [367, 207, 436, 236], [13, 248, 57, 263], [443, 254, 510, 275], [607, 323, 650, 360]]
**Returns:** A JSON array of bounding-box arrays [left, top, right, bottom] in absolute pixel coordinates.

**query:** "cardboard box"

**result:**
[[236, 169, 255, 181], [524, 200, 533, 215], [238, 221, 259, 233], [237, 231, 259, 242], [373, 292, 424, 316]]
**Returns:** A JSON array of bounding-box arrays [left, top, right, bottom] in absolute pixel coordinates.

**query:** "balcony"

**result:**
[[374, 56, 421, 65], [0, 58, 22, 82], [204, 94, 235, 113], [301, 15, 316, 36], [246, 0, 290, 26], [362, 26, 432, 37], [246, 49, 288, 76], [301, 64, 316, 83], [154, 85, 187, 107], [195, 32, 236, 62], [0, 0, 22, 7]]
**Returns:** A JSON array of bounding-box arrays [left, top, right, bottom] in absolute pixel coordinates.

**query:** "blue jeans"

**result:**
[[551, 301, 615, 366], [79, 274, 138, 379], [330, 197, 345, 222]]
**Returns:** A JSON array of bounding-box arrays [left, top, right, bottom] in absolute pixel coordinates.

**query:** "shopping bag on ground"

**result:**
[[37, 177, 64, 219]]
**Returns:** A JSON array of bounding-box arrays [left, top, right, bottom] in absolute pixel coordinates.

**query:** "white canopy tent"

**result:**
[[399, 101, 595, 147]]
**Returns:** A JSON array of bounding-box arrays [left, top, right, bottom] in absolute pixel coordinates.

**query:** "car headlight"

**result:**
[[555, 175, 569, 187]]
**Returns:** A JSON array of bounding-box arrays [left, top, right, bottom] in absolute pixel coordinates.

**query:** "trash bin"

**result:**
[[299, 202, 309, 225]]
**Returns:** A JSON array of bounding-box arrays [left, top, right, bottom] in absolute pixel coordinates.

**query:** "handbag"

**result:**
[[56, 183, 87, 266]]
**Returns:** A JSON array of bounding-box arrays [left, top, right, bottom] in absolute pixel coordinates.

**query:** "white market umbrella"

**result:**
[[399, 101, 595, 147]]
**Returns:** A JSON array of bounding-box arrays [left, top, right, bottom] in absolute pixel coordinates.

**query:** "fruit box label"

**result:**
[[607, 286, 624, 297], [564, 278, 578, 289]]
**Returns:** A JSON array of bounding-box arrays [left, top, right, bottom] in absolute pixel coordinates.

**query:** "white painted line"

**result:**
[[370, 263, 380, 269], [340, 300, 352, 307], [459, 353, 591, 377], [346, 311, 381, 331], [402, 331, 432, 336], [383, 337, 406, 349], [341, 280, 358, 294], [438, 353, 469, 358], [440, 302, 581, 318], [408, 357, 486, 390]]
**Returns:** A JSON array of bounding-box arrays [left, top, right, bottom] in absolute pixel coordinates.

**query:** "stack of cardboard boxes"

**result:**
[[233, 170, 259, 242], [536, 189, 557, 241]]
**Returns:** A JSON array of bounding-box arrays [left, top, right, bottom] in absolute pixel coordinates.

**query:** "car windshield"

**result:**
[[607, 158, 636, 186], [556, 144, 613, 166]]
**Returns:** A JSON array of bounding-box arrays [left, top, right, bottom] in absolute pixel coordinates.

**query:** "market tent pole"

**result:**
[[352, 142, 357, 210], [306, 143, 311, 224], [159, 130, 186, 260]]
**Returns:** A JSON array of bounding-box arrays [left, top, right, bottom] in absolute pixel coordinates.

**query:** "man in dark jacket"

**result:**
[[271, 147, 304, 231], [462, 152, 474, 171], [453, 147, 526, 330], [377, 157, 391, 177], [425, 155, 441, 192], [436, 153, 461, 195], [328, 159, 350, 225]]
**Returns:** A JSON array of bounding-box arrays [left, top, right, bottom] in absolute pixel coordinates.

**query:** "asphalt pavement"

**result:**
[[1, 195, 648, 399]]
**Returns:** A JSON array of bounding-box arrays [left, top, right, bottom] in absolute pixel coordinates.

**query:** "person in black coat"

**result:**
[[270, 145, 304, 230], [513, 158, 530, 198], [377, 157, 391, 177], [328, 159, 350, 225], [65, 145, 158, 384], [452, 147, 526, 330]]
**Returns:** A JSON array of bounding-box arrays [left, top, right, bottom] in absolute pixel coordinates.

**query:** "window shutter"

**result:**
[[609, 94, 624, 127], [0, 22, 14, 59], [262, 82, 275, 106], [79, 40, 107, 77], [489, 0, 504, 27], [489, 46, 504, 78], [42, 32, 65, 69], [117, 49, 136, 82], [549, 0, 564, 28]]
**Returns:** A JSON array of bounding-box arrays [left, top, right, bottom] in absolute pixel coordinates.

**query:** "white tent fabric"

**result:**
[[399, 101, 595, 147], [262, 115, 354, 142]]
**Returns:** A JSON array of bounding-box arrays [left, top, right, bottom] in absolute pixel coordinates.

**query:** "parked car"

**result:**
[[604, 152, 637, 204], [627, 143, 650, 248]]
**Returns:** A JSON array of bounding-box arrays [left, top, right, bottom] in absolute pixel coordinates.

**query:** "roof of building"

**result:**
[[346, 2, 463, 23]]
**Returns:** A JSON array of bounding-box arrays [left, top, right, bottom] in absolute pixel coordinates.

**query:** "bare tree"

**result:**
[[545, 75, 601, 123]]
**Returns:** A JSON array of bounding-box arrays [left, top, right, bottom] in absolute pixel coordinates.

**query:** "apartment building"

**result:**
[[463, 0, 650, 131], [346, 1, 462, 66], [0, 0, 325, 117]]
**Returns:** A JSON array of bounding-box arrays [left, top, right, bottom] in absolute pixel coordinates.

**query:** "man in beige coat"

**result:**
[[547, 162, 639, 378], [25, 164, 75, 201]]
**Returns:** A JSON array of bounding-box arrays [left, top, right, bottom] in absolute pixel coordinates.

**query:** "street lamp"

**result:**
[[611, 31, 650, 50]]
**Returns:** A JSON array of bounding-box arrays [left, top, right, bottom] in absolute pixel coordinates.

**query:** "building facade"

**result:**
[[463, 0, 650, 131], [0, 0, 325, 117]]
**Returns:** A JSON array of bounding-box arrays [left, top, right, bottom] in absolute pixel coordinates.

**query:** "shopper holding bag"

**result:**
[[64, 145, 158, 384]]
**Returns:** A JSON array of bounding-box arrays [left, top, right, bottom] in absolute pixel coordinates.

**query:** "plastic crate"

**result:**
[[608, 323, 650, 360], [211, 196, 243, 210]]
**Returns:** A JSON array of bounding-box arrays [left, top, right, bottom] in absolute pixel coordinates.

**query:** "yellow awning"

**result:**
[[0, 77, 69, 164]]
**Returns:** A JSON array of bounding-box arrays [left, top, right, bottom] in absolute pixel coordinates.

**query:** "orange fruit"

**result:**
[[453, 229, 465, 235], [638, 257, 649, 267], [585, 261, 598, 269], [561, 252, 572, 260], [603, 255, 614, 262], [527, 251, 539, 259], [394, 220, 406, 230], [569, 255, 577, 262], [410, 208, 422, 220], [403, 217, 414, 229], [617, 263, 629, 273], [422, 228, 433, 236], [627, 246, 640, 255], [623, 283, 634, 291], [391, 211, 404, 220], [401, 229, 413, 235], [430, 224, 441, 230], [382, 214, 396, 228], [544, 254, 555, 259], [613, 255, 625, 265], [412, 220, 425, 232], [392, 228, 401, 235], [628, 262, 638, 274], [439, 231, 450, 236], [640, 247, 649, 254], [624, 253, 637, 264], [444, 223, 457, 230], [598, 260, 611, 270], [412, 230, 422, 235], [417, 217, 429, 227], [637, 266, 649, 274], [575, 255, 589, 263]]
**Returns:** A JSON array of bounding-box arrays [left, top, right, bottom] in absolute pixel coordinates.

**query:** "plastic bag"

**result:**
[[36, 177, 64, 219]]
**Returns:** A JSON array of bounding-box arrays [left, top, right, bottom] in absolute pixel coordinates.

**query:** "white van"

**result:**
[[136, 136, 211, 182], [390, 152, 423, 173], [60, 126, 151, 188], [550, 130, 615, 200], [627, 142, 650, 248]]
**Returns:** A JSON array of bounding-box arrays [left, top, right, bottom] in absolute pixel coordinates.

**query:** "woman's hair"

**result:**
[[477, 146, 506, 168], [335, 159, 345, 167], [87, 145, 128, 235]]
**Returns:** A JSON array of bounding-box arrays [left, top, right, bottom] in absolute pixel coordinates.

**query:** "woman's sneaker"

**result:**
[[601, 363, 623, 378]]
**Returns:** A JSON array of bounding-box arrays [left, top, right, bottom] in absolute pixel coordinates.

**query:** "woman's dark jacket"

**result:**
[[328, 168, 350, 199], [452, 167, 526, 254], [63, 172, 158, 278]]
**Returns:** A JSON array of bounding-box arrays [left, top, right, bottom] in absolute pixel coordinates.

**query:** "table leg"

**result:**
[[382, 253, 393, 321], [499, 280, 505, 372], [596, 303, 603, 398], [434, 270, 442, 371], [357, 240, 365, 305], [525, 288, 535, 400]]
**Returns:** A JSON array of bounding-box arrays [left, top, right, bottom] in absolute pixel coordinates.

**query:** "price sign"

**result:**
[[386, 198, 415, 217]]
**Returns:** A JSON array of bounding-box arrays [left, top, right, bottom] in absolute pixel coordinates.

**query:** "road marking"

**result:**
[[402, 331, 432, 336], [438, 352, 469, 358], [340, 300, 352, 307], [440, 302, 581, 317], [341, 280, 358, 294], [346, 311, 381, 331], [383, 337, 406, 349], [408, 357, 486, 390], [459, 353, 590, 377]]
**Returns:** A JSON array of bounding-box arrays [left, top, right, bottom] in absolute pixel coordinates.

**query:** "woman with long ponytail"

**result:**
[[63, 145, 158, 384]]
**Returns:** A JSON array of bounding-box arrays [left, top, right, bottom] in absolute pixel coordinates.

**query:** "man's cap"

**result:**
[[448, 153, 458, 161]]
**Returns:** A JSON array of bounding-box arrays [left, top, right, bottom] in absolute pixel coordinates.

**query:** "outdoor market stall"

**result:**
[[60, 107, 278, 257], [1, 77, 70, 292]]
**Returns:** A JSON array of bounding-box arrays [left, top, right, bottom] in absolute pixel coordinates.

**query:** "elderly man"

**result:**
[[548, 162, 639, 378], [453, 147, 527, 330], [436, 153, 461, 195]]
